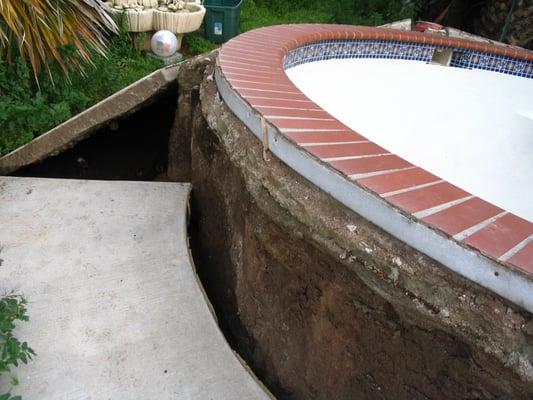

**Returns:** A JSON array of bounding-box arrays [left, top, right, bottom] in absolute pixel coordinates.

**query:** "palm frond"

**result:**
[[0, 0, 117, 81]]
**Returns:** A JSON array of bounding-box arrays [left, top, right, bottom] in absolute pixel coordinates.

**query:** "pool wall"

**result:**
[[284, 38, 533, 78]]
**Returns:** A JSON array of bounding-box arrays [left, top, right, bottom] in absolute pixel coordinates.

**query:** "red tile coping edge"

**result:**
[[217, 25, 533, 281]]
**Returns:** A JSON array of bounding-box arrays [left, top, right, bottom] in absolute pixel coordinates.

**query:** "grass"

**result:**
[[1, 0, 425, 156], [183, 33, 218, 56], [240, 0, 334, 31], [184, 0, 423, 56], [0, 20, 160, 157]]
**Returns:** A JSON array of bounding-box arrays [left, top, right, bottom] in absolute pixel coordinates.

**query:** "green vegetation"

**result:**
[[242, 0, 426, 30], [0, 0, 114, 80], [185, 0, 427, 56], [246, 0, 425, 30], [0, 19, 159, 157], [184, 33, 218, 56], [0, 295, 34, 399], [1, 0, 428, 156]]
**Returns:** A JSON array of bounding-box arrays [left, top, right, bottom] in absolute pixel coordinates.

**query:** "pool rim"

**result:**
[[216, 24, 533, 312]]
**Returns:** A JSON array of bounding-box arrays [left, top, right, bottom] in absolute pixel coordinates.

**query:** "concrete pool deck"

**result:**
[[0, 177, 270, 399]]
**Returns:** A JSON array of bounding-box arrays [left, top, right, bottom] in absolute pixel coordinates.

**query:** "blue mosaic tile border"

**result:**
[[283, 39, 533, 79]]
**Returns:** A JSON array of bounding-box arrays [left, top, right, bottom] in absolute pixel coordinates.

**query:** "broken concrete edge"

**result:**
[[214, 63, 533, 315], [182, 190, 276, 399], [192, 58, 533, 385], [180, 176, 274, 398], [0, 64, 180, 176]]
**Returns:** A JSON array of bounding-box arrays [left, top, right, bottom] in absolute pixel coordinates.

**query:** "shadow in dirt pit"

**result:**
[[13, 85, 177, 181]]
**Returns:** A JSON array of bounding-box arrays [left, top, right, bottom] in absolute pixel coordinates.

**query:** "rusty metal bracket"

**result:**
[[261, 116, 270, 162]]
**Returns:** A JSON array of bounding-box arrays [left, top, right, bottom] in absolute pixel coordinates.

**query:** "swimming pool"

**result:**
[[286, 56, 533, 221], [216, 24, 533, 311]]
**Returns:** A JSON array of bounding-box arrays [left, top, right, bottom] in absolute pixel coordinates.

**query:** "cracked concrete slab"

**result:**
[[0, 176, 270, 399]]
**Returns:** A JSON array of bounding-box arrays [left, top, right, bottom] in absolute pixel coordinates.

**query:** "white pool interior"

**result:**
[[286, 58, 533, 222]]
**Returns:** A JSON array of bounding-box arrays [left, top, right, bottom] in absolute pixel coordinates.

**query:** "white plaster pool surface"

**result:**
[[286, 59, 533, 222]]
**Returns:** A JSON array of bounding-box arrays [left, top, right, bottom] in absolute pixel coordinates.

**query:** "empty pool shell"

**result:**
[[215, 24, 533, 312]]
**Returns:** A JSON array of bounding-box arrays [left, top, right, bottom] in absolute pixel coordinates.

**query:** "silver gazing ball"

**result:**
[[151, 30, 178, 57]]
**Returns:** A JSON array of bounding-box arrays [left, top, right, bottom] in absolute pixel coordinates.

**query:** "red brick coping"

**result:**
[[216, 25, 533, 293]]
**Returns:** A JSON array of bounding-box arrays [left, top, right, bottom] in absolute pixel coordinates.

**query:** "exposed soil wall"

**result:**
[[173, 54, 533, 399]]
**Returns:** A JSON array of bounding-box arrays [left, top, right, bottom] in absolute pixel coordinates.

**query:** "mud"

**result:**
[[176, 53, 533, 399]]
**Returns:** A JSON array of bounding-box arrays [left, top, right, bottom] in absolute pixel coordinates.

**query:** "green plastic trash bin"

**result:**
[[203, 0, 243, 43]]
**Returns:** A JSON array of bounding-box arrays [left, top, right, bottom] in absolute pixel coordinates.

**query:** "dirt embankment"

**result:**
[[170, 53, 533, 399], [421, 0, 533, 49]]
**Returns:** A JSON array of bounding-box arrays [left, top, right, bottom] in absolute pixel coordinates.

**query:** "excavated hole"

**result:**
[[13, 84, 177, 181], [9, 77, 533, 400]]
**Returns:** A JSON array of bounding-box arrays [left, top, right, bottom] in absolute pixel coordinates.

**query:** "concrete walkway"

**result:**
[[0, 177, 270, 399]]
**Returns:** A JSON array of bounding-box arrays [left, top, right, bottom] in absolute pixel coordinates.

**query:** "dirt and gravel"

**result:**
[[170, 53, 533, 399]]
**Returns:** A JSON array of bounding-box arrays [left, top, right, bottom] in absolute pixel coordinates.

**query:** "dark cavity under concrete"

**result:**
[[13, 86, 177, 181], [0, 65, 179, 175]]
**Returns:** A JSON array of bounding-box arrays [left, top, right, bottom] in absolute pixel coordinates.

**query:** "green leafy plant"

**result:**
[[0, 0, 116, 81], [0, 15, 160, 157], [0, 295, 34, 399], [184, 33, 218, 56]]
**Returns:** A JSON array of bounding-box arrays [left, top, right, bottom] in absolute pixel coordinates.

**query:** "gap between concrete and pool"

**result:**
[[2, 25, 533, 399]]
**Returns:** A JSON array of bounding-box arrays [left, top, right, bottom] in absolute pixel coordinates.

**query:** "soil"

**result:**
[[179, 54, 533, 399]]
